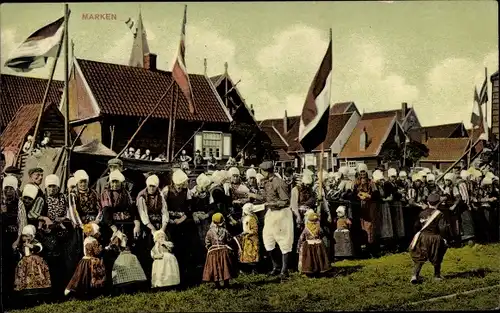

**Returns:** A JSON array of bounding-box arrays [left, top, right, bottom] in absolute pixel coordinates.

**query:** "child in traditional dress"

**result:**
[[237, 203, 260, 274], [409, 193, 448, 284], [65, 223, 106, 299], [202, 213, 237, 289], [298, 212, 330, 277], [151, 230, 181, 290], [107, 230, 147, 294], [13, 225, 52, 306], [334, 206, 354, 260]]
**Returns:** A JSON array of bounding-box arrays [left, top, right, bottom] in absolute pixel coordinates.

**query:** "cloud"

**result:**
[[421, 50, 498, 128], [251, 26, 419, 120], [0, 28, 18, 67]]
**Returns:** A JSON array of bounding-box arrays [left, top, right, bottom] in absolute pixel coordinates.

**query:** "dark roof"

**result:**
[[276, 148, 294, 161], [338, 114, 396, 158], [491, 70, 499, 80], [421, 138, 469, 162], [0, 74, 64, 130], [421, 123, 464, 138], [330, 102, 354, 115], [259, 116, 301, 146], [0, 102, 58, 150], [261, 126, 288, 149], [288, 113, 353, 152], [76, 58, 230, 123], [361, 109, 403, 121], [210, 75, 224, 86]]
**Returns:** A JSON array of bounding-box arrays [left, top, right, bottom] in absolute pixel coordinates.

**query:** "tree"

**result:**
[[229, 122, 276, 163], [404, 140, 429, 167], [380, 140, 429, 168]]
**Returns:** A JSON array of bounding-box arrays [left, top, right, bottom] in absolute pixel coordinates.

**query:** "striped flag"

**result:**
[[171, 5, 196, 115], [298, 31, 333, 153], [125, 17, 137, 37], [478, 76, 488, 105], [4, 16, 66, 72], [471, 87, 482, 127]]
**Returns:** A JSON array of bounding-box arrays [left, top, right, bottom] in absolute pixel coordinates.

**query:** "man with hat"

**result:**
[[409, 193, 448, 284], [251, 160, 293, 281], [96, 158, 134, 198], [27, 167, 45, 198]]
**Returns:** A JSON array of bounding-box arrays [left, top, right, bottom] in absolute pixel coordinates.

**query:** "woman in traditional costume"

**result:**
[[191, 173, 212, 256], [387, 168, 405, 251], [106, 230, 147, 294], [65, 223, 106, 299], [353, 164, 377, 256], [1, 176, 27, 307], [333, 205, 353, 259], [297, 212, 330, 276], [136, 174, 169, 280], [372, 170, 394, 250], [407, 173, 429, 240], [13, 225, 51, 303], [151, 230, 180, 290], [202, 213, 237, 289], [162, 169, 200, 285]]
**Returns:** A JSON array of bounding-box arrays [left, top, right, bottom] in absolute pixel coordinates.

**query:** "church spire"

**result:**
[[129, 9, 150, 67]]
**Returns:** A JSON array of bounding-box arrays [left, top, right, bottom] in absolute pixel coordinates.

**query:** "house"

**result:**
[[209, 62, 272, 162], [65, 12, 234, 162], [337, 111, 406, 171], [0, 74, 64, 134], [260, 102, 361, 170], [363, 102, 422, 133], [491, 70, 499, 139], [0, 101, 77, 168], [418, 138, 470, 171], [409, 122, 469, 143]]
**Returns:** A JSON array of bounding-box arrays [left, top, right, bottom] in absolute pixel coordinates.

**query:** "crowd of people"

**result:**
[[1, 158, 499, 309]]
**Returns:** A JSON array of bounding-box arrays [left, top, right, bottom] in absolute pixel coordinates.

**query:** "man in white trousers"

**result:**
[[253, 161, 293, 282]]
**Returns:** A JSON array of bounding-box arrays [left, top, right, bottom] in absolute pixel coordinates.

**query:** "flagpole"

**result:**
[[166, 84, 174, 161], [318, 28, 333, 202], [170, 84, 179, 162], [485, 67, 488, 133], [63, 3, 70, 182], [28, 21, 66, 155]]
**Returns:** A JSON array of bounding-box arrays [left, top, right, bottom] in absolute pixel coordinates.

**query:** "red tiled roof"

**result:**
[[338, 114, 396, 158], [0, 102, 57, 150], [0, 74, 63, 130], [421, 138, 469, 162], [330, 102, 353, 114], [288, 113, 353, 152], [362, 109, 403, 122], [76, 58, 230, 123]]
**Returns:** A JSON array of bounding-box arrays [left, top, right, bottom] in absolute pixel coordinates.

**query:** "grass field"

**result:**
[[10, 243, 500, 312]]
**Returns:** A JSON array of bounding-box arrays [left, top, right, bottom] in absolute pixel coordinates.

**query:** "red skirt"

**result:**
[[301, 241, 330, 274], [66, 257, 106, 295], [202, 246, 237, 282]]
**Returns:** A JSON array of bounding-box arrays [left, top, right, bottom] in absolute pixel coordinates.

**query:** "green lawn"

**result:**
[[11, 244, 500, 312]]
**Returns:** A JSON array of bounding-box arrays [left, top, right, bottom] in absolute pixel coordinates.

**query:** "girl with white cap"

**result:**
[[65, 223, 106, 299], [2, 176, 28, 306], [236, 203, 260, 274], [440, 173, 460, 245], [456, 170, 475, 245], [13, 225, 51, 303], [151, 230, 180, 289], [23, 183, 51, 229], [333, 206, 353, 259], [191, 173, 213, 260], [136, 174, 169, 279]]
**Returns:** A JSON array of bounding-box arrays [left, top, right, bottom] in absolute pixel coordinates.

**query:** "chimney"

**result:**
[[422, 130, 429, 142], [401, 102, 408, 117], [224, 62, 228, 75], [204, 58, 207, 75], [143, 53, 157, 71], [283, 110, 288, 133]]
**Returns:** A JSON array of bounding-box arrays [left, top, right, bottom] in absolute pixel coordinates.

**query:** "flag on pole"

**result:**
[[4, 16, 65, 72], [478, 76, 488, 105], [125, 17, 137, 37], [298, 31, 333, 153], [471, 87, 482, 127], [171, 5, 196, 115]]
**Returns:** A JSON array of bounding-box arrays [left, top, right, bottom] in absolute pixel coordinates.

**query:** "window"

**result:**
[[202, 132, 223, 159], [347, 161, 358, 168]]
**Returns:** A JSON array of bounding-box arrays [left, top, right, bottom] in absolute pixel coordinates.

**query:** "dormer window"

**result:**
[[360, 127, 368, 151]]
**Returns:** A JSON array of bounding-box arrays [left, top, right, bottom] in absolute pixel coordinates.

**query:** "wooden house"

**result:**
[[337, 111, 406, 171], [260, 102, 361, 170], [0, 101, 77, 168], [0, 74, 63, 134]]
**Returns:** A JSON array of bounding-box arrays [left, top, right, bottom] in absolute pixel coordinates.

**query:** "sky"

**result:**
[[1, 1, 498, 128]]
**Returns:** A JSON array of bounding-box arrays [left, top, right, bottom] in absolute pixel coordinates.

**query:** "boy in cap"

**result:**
[[95, 158, 134, 197], [409, 193, 448, 284], [252, 161, 292, 282]]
